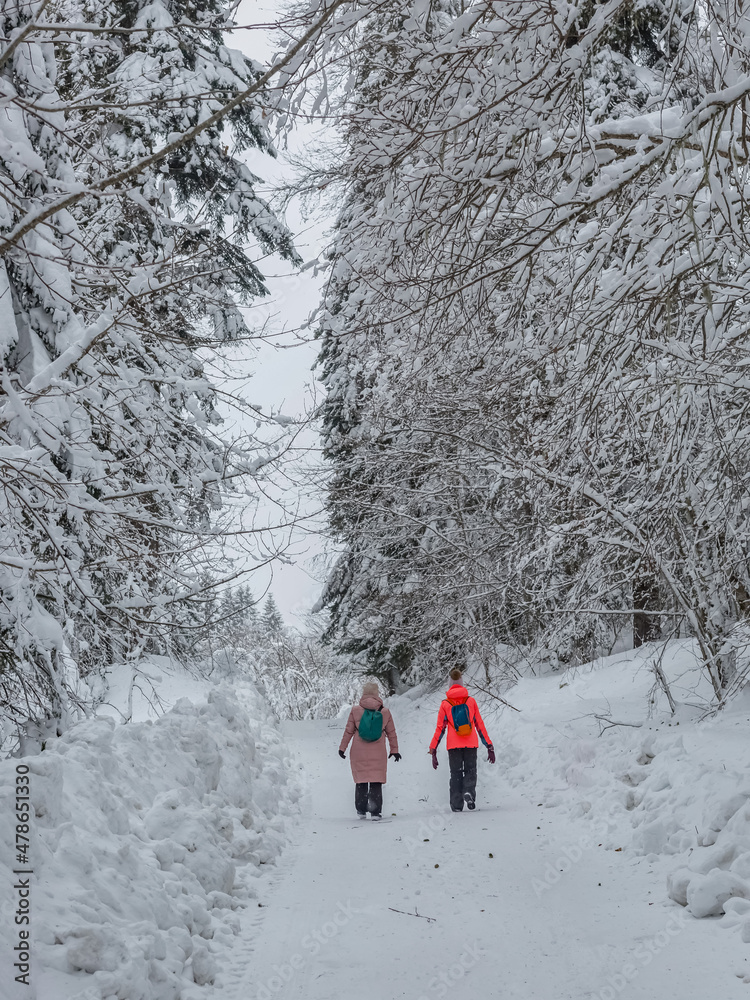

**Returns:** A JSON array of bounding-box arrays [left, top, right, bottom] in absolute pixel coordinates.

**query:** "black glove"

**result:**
[[338, 750, 346, 759], [389, 752, 402, 761], [487, 744, 496, 764], [430, 749, 438, 770]]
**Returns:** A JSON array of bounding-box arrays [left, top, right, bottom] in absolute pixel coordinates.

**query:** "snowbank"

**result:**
[[0, 682, 301, 1000], [478, 642, 750, 948]]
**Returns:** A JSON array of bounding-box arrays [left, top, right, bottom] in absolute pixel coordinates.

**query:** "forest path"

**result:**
[[216, 705, 747, 1000]]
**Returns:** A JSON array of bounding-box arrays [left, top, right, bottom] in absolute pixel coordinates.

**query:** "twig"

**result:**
[[593, 714, 643, 732], [470, 681, 522, 712], [649, 644, 677, 715], [388, 907, 436, 923]]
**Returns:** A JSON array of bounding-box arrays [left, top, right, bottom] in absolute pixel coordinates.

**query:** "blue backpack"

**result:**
[[450, 702, 473, 737]]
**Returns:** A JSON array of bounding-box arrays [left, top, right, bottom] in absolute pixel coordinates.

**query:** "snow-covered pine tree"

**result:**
[[261, 593, 284, 635], [315, 0, 556, 680], [315, 0, 499, 686], [0, 0, 301, 746], [219, 585, 258, 649]]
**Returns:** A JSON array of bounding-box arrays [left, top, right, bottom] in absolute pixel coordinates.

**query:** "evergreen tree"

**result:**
[[261, 594, 284, 636], [316, 1, 482, 685], [0, 0, 299, 745], [219, 585, 259, 649]]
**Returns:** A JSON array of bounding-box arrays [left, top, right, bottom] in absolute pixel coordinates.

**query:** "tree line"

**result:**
[[314, 0, 750, 702], [177, 587, 360, 722]]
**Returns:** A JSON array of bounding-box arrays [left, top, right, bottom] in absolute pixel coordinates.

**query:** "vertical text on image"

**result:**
[[12, 763, 33, 987]]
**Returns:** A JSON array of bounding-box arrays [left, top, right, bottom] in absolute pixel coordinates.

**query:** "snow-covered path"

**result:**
[[218, 706, 749, 1000]]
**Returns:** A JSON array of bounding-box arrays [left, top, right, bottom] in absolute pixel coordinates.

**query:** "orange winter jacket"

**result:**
[[429, 684, 492, 752]]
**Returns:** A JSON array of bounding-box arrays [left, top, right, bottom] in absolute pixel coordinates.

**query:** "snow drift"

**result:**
[[0, 682, 301, 1000], [490, 641, 750, 951]]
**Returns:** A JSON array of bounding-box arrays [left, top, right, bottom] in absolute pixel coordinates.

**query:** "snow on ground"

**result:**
[[497, 641, 750, 950], [200, 641, 750, 999], [6, 643, 750, 1000], [0, 663, 302, 1000]]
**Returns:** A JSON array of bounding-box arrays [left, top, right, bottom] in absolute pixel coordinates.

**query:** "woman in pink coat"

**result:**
[[339, 681, 400, 819]]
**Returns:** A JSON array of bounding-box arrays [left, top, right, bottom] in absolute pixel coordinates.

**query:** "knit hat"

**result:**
[[449, 667, 463, 682], [362, 681, 380, 698]]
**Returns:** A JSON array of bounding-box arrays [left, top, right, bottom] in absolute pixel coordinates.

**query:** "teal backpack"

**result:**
[[450, 702, 473, 737], [358, 708, 383, 742]]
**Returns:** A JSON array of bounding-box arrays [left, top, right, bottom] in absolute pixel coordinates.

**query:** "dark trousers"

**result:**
[[355, 782, 382, 816], [448, 747, 477, 811]]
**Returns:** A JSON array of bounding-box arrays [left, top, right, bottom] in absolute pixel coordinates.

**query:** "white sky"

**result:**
[[225, 2, 336, 624]]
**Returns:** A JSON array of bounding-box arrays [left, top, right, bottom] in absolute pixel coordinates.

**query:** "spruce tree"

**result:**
[[316, 1, 479, 685], [261, 594, 284, 636], [0, 0, 300, 745], [219, 586, 258, 649]]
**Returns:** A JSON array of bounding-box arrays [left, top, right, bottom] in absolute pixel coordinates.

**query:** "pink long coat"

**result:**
[[339, 694, 399, 784]]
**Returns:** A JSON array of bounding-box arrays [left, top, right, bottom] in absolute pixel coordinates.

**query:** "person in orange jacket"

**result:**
[[429, 668, 495, 811]]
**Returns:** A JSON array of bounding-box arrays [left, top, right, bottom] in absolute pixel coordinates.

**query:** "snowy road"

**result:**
[[217, 707, 750, 1000]]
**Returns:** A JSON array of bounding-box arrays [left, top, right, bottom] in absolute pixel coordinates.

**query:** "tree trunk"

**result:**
[[633, 576, 661, 648]]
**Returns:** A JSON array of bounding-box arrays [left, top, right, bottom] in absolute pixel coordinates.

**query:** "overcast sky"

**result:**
[[228, 2, 335, 624]]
